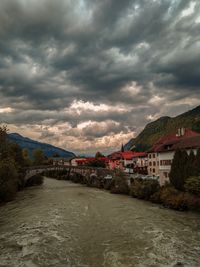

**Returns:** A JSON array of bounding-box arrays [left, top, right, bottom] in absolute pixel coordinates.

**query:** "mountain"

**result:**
[[125, 105, 200, 151], [8, 133, 76, 158], [124, 138, 136, 151]]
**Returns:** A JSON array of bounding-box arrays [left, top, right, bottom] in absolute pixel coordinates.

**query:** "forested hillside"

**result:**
[[125, 105, 200, 151]]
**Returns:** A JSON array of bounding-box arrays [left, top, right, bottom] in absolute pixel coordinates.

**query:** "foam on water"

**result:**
[[0, 178, 200, 267]]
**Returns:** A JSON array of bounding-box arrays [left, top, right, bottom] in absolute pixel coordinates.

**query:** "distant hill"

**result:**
[[125, 105, 200, 151], [8, 133, 76, 158]]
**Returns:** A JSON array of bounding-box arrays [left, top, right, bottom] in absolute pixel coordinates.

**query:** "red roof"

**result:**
[[121, 151, 135, 160], [150, 129, 200, 153], [132, 152, 147, 158], [108, 151, 147, 160], [76, 157, 109, 164]]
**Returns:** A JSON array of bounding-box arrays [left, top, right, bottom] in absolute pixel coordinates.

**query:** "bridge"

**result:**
[[25, 165, 115, 182]]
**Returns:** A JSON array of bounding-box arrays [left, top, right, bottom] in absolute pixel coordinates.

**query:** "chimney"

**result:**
[[181, 128, 185, 136]]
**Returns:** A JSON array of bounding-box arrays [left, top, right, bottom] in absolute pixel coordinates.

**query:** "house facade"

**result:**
[[147, 152, 159, 177], [108, 151, 148, 174], [148, 128, 200, 185], [52, 157, 72, 166]]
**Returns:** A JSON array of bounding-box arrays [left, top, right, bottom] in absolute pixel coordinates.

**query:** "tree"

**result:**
[[169, 149, 189, 191], [22, 148, 32, 166], [186, 150, 196, 178], [0, 159, 18, 202], [33, 149, 45, 165], [95, 151, 104, 158], [194, 148, 200, 176], [121, 144, 125, 152], [9, 142, 25, 171], [87, 159, 106, 168], [0, 125, 9, 159], [53, 153, 60, 157]]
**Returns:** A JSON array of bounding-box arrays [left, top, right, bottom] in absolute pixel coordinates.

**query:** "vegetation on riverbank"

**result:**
[[129, 148, 200, 211], [0, 126, 44, 203], [45, 148, 200, 212]]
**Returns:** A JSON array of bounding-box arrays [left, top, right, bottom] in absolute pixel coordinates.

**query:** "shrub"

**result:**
[[150, 185, 200, 211], [185, 176, 200, 196], [110, 170, 129, 195], [70, 173, 84, 183], [86, 174, 102, 188], [130, 179, 160, 200], [0, 159, 18, 202], [103, 179, 113, 190], [25, 174, 44, 187]]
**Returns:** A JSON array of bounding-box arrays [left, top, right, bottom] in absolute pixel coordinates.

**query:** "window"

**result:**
[[160, 160, 172, 166], [149, 162, 152, 166], [157, 161, 159, 166], [153, 154, 155, 158], [150, 168, 152, 172], [149, 154, 152, 159], [153, 161, 156, 166], [153, 168, 155, 173]]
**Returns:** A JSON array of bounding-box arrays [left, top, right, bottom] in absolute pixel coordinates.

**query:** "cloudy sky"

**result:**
[[0, 0, 200, 155]]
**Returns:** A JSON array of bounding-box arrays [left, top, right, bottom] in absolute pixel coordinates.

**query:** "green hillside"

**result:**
[[125, 105, 200, 151]]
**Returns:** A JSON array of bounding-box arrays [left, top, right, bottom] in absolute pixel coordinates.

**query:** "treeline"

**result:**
[[0, 126, 44, 203]]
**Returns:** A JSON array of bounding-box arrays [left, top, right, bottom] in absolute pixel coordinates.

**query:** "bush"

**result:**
[[25, 174, 44, 187], [110, 170, 129, 195], [130, 179, 160, 200], [185, 176, 200, 196], [70, 173, 84, 183], [0, 159, 18, 202], [150, 185, 200, 211], [86, 174, 103, 188], [103, 179, 113, 190]]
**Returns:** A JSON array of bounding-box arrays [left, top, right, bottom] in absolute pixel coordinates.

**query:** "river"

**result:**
[[0, 178, 200, 267]]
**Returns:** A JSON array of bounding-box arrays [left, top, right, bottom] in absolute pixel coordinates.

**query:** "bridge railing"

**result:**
[[25, 165, 115, 172]]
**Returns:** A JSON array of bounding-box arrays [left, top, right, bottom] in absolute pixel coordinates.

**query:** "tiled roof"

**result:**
[[108, 151, 147, 160], [149, 129, 200, 152], [155, 135, 200, 152]]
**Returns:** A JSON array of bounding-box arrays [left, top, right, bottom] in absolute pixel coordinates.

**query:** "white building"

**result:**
[[148, 128, 200, 186]]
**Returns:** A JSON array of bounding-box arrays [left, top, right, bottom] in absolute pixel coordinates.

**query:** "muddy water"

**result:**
[[0, 178, 200, 267]]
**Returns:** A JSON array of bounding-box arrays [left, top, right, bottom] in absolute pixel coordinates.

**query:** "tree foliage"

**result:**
[[194, 148, 200, 176], [33, 148, 45, 165], [87, 159, 106, 168], [185, 176, 200, 196], [169, 149, 189, 190], [95, 151, 104, 158], [0, 125, 44, 202], [0, 159, 18, 202]]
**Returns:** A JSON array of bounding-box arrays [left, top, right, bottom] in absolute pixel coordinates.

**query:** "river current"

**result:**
[[0, 178, 200, 267]]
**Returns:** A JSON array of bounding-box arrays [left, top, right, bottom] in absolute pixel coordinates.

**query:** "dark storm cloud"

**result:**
[[0, 0, 200, 153]]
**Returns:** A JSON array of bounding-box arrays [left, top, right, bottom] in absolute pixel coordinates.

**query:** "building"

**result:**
[[148, 128, 200, 185], [147, 151, 159, 177], [70, 157, 109, 167], [108, 151, 148, 174], [52, 157, 72, 166]]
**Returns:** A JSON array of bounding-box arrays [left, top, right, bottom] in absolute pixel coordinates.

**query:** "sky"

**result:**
[[0, 0, 200, 155]]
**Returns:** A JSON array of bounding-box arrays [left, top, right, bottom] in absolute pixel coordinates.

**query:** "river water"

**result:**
[[0, 178, 200, 267]]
